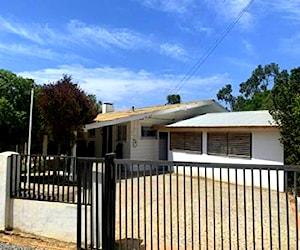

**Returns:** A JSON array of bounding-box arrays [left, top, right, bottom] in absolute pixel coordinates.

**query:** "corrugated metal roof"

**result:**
[[167, 110, 277, 128]]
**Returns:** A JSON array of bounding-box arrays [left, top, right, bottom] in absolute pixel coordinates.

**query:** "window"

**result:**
[[207, 132, 251, 158], [170, 132, 202, 152], [117, 125, 127, 141], [141, 126, 157, 138]]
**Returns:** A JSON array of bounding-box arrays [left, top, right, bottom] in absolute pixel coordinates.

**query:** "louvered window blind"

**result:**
[[207, 132, 251, 158], [170, 132, 202, 152]]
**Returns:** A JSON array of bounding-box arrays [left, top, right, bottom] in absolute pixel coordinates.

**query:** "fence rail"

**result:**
[[10, 154, 103, 205], [114, 159, 300, 250]]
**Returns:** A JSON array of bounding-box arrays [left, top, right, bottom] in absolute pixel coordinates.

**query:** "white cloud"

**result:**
[[242, 39, 255, 56], [0, 16, 188, 62], [0, 42, 58, 59], [0, 16, 45, 44], [212, 0, 254, 28], [0, 42, 86, 62], [160, 43, 187, 61], [137, 0, 195, 14], [18, 64, 229, 109], [66, 20, 151, 50]]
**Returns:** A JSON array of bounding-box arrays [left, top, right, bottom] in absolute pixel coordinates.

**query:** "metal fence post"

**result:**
[[76, 158, 82, 250], [103, 153, 116, 250]]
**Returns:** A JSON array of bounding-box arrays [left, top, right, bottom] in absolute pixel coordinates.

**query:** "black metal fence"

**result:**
[[9, 154, 300, 249], [9, 154, 98, 204], [76, 153, 116, 250], [113, 159, 300, 250]]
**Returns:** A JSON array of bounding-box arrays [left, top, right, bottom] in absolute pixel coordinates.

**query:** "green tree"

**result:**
[[167, 94, 181, 104], [0, 69, 35, 152], [88, 94, 102, 113], [216, 84, 235, 110], [38, 75, 98, 155], [270, 67, 300, 164], [217, 63, 279, 111]]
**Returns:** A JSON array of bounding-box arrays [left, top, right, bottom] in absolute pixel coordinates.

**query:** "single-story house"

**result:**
[[157, 110, 284, 191], [158, 110, 283, 165], [83, 100, 227, 160]]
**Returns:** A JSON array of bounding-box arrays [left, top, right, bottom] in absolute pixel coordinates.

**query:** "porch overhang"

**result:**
[[84, 99, 227, 131], [84, 112, 153, 131]]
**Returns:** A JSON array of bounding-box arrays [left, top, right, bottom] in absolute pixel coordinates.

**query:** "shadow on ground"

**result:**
[[115, 238, 145, 249]]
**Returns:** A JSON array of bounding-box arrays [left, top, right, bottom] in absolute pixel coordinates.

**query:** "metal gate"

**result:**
[[76, 154, 116, 250]]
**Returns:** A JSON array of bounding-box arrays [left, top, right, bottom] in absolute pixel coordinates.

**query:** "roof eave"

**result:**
[[155, 125, 278, 131]]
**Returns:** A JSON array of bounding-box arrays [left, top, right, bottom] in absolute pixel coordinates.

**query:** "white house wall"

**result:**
[[169, 129, 283, 165], [252, 131, 283, 163], [130, 119, 165, 161], [169, 129, 284, 191]]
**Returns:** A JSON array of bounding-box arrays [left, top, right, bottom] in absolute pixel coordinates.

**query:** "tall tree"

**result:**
[[217, 63, 280, 111], [38, 75, 97, 155], [0, 69, 35, 152], [167, 94, 181, 104], [270, 67, 300, 164]]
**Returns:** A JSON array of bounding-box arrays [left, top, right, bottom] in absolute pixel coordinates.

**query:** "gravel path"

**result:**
[[115, 173, 298, 250]]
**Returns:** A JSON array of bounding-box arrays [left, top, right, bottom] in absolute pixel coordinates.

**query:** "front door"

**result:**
[[159, 132, 168, 160]]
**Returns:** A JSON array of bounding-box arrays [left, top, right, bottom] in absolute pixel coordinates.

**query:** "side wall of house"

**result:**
[[130, 120, 158, 160], [252, 130, 283, 163], [129, 118, 169, 161], [169, 129, 283, 165]]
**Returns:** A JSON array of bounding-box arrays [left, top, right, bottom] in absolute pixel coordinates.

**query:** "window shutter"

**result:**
[[207, 133, 228, 155], [228, 133, 251, 158], [184, 132, 202, 152], [170, 132, 202, 152], [170, 132, 185, 150]]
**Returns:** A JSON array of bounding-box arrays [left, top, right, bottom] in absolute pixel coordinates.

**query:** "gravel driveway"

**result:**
[[115, 173, 297, 250]]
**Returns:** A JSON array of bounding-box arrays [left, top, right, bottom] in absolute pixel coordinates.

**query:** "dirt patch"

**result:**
[[0, 229, 76, 250]]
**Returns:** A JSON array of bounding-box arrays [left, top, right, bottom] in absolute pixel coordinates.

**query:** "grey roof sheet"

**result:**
[[167, 110, 276, 127]]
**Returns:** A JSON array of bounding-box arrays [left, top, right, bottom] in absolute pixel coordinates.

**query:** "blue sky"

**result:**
[[0, 0, 299, 110]]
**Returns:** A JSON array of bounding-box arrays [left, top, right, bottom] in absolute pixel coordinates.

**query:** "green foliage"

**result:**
[[216, 84, 235, 110], [0, 69, 34, 151], [167, 94, 181, 104], [217, 63, 279, 111], [38, 75, 98, 155], [270, 67, 300, 165], [88, 94, 102, 113]]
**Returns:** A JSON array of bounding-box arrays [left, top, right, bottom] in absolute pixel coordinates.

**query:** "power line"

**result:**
[[170, 0, 255, 95], [166, 1, 229, 95]]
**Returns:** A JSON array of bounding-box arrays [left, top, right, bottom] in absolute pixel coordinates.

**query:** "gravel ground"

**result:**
[[0, 243, 36, 250], [0, 230, 76, 250], [115, 173, 298, 250]]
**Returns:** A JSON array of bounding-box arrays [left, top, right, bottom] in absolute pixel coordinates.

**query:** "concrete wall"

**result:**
[[12, 199, 89, 243], [0, 152, 12, 230]]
